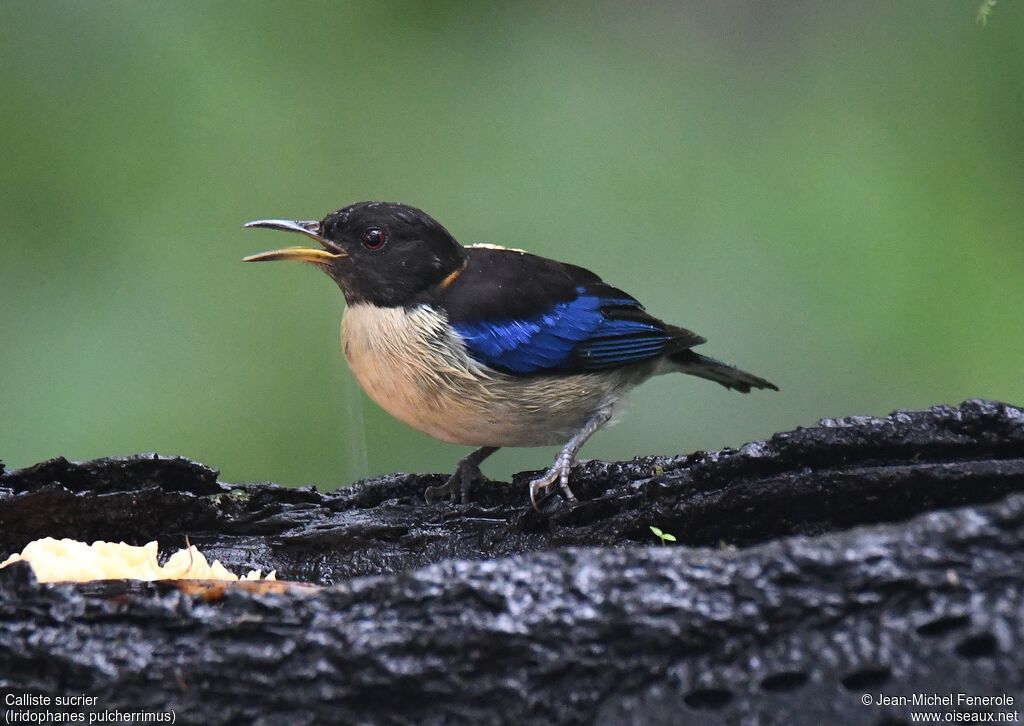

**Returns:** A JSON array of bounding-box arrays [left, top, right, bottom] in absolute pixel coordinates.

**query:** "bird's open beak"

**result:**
[[242, 219, 348, 264]]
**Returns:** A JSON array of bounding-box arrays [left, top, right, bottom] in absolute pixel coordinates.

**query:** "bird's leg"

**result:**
[[528, 407, 613, 510], [424, 446, 499, 504]]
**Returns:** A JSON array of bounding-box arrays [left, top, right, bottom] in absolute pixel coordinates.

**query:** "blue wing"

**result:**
[[451, 287, 673, 375]]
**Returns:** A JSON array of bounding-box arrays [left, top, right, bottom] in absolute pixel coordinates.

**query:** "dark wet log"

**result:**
[[1, 399, 1023, 724], [2, 399, 1022, 583]]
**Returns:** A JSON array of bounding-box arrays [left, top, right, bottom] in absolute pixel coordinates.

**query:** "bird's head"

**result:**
[[244, 201, 466, 306]]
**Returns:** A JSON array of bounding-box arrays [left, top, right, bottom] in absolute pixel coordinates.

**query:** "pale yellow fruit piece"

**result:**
[[1, 537, 277, 583]]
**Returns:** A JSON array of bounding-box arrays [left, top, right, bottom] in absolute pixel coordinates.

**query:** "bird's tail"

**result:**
[[669, 350, 778, 393]]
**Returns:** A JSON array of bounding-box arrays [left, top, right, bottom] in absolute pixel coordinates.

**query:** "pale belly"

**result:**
[[340, 304, 652, 447]]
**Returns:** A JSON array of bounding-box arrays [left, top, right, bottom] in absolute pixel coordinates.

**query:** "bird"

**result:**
[[243, 201, 777, 508]]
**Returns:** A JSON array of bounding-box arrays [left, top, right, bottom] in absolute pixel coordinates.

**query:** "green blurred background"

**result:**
[[2, 2, 1021, 488]]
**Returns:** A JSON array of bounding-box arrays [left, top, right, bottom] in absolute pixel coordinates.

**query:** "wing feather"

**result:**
[[439, 247, 704, 376], [453, 288, 677, 374]]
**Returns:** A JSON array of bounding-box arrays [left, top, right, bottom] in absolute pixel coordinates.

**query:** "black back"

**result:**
[[434, 245, 706, 352]]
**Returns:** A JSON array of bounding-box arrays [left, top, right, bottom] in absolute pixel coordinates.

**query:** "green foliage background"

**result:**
[[2, 2, 1021, 487]]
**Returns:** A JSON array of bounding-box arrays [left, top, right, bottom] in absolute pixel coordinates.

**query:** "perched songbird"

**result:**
[[244, 202, 776, 507]]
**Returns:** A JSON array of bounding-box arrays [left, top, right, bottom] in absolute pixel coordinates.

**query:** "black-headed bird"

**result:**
[[244, 202, 776, 507]]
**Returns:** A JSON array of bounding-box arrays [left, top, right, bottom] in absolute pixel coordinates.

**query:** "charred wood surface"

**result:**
[[0, 399, 1022, 724]]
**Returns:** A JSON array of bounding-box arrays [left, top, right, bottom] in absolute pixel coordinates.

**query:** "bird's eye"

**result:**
[[361, 227, 387, 251]]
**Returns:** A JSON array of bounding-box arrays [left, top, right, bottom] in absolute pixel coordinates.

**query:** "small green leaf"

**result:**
[[649, 525, 677, 546]]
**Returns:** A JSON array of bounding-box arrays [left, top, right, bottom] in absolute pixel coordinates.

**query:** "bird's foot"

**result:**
[[424, 458, 487, 505], [528, 451, 577, 511]]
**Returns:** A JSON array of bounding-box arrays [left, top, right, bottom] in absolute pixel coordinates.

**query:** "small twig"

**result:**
[[977, 0, 997, 26], [184, 534, 194, 576]]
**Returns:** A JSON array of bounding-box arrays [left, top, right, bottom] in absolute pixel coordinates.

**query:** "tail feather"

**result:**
[[669, 350, 778, 393]]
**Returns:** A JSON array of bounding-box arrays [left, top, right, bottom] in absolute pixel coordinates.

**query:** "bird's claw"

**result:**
[[424, 459, 486, 504], [527, 454, 577, 511]]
